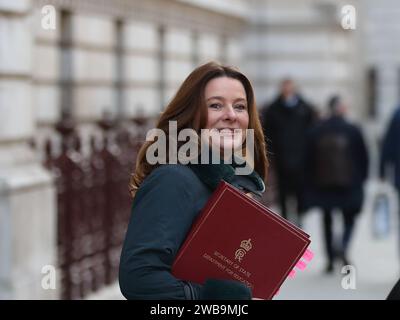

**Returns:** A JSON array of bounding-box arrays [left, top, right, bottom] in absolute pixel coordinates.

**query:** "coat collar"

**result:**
[[188, 160, 265, 195]]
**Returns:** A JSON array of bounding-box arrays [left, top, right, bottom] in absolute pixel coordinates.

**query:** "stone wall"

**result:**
[[31, 0, 247, 154], [0, 0, 57, 299]]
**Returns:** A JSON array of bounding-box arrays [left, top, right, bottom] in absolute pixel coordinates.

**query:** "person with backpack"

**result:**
[[304, 95, 369, 273]]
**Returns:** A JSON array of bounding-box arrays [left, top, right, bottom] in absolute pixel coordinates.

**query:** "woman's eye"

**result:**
[[209, 103, 222, 109], [234, 104, 247, 111]]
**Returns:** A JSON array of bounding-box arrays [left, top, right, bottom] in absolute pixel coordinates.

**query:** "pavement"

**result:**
[[275, 181, 400, 300]]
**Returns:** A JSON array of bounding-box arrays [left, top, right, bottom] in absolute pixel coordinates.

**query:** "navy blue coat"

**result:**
[[119, 163, 265, 300], [304, 116, 369, 213], [380, 107, 400, 192]]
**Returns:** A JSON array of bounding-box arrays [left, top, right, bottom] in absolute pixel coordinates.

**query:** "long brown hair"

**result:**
[[129, 61, 268, 198]]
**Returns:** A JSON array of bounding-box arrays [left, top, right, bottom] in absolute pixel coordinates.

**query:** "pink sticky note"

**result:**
[[296, 259, 307, 270], [302, 249, 314, 262], [288, 270, 296, 278]]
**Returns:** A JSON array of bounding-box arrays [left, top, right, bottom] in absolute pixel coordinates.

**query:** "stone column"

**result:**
[[0, 0, 58, 299]]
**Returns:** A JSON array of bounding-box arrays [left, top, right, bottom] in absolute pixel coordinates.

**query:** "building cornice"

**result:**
[[34, 0, 247, 36]]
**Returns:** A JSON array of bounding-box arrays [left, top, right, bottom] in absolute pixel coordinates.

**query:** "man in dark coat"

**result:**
[[261, 79, 317, 224], [305, 95, 369, 273]]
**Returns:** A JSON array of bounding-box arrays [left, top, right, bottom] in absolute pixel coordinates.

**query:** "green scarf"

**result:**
[[188, 161, 265, 192]]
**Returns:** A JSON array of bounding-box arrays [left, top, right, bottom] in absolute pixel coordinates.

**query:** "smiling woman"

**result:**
[[119, 61, 268, 300]]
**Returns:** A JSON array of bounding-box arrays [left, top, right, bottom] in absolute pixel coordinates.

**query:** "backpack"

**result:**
[[314, 131, 353, 188]]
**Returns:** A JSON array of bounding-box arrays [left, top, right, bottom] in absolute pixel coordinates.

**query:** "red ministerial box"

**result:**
[[171, 180, 311, 299]]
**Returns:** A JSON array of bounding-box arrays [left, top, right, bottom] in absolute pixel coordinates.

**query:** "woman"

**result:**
[[119, 62, 268, 299]]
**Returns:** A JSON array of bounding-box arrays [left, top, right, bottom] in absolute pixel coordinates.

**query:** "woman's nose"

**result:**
[[223, 105, 237, 121]]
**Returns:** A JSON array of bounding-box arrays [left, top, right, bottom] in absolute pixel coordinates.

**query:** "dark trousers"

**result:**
[[277, 174, 304, 223], [322, 208, 358, 265]]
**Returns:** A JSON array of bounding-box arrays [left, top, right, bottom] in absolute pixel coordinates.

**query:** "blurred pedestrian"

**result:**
[[304, 95, 369, 273], [261, 78, 317, 224], [380, 105, 400, 258]]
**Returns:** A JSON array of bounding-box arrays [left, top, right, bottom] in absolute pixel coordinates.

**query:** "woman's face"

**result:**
[[204, 76, 249, 154]]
